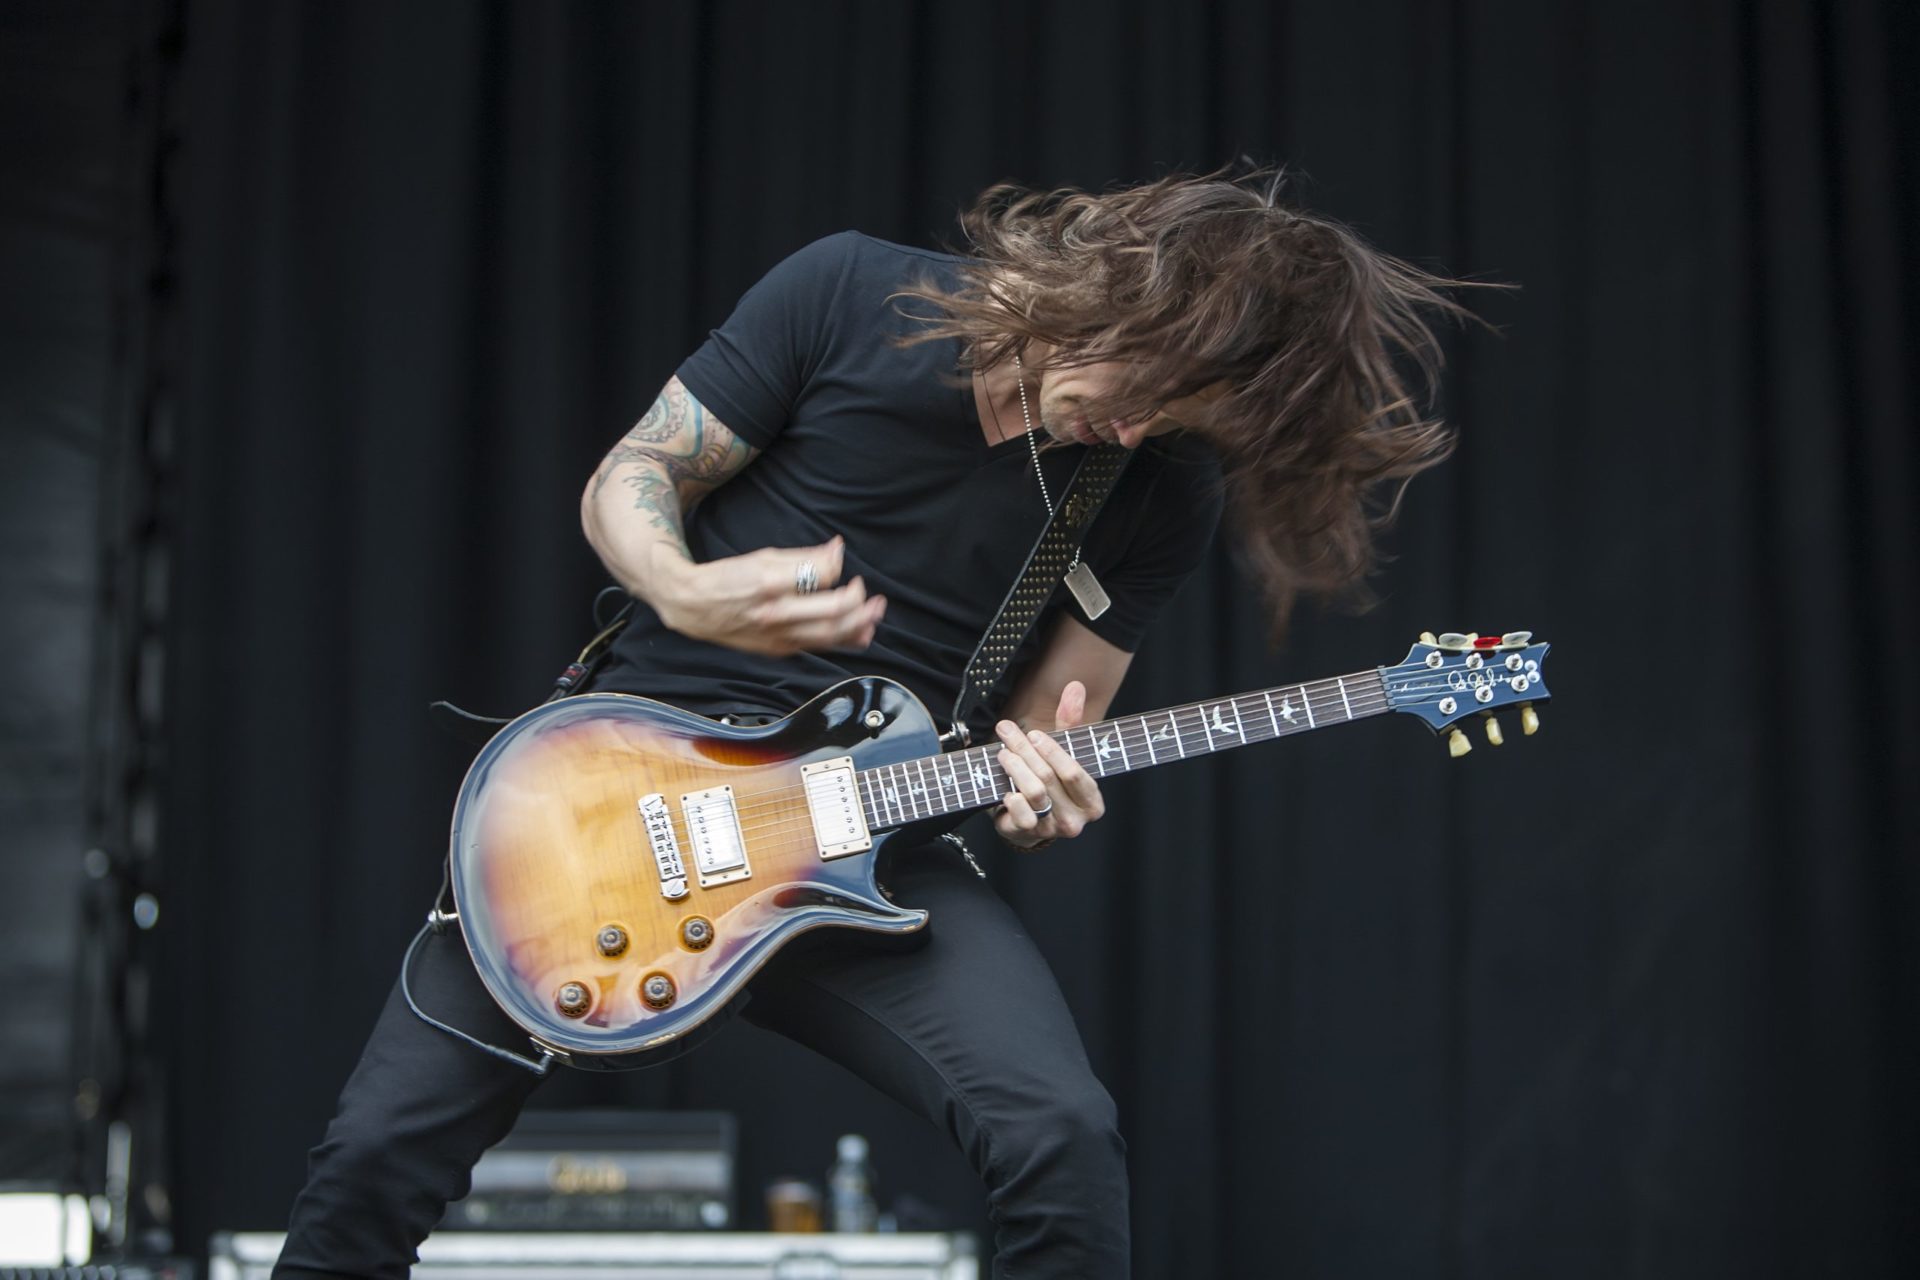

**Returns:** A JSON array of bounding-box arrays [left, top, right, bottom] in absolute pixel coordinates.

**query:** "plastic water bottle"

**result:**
[[827, 1133, 878, 1233]]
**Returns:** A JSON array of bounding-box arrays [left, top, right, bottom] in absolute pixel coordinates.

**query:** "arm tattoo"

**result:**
[[589, 380, 759, 534]]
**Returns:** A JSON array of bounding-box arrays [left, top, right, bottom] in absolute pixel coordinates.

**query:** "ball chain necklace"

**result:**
[[1012, 353, 1110, 620]]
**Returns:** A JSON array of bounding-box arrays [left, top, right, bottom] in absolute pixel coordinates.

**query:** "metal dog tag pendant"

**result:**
[[1063, 562, 1110, 620]]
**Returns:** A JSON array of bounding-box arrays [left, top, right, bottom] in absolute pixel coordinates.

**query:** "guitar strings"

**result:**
[[714, 680, 1484, 835], [733, 685, 1398, 820], [709, 687, 1419, 843], [624, 660, 1540, 847], [719, 709, 1410, 845], [717, 670, 1520, 834], [709, 698, 1511, 847]]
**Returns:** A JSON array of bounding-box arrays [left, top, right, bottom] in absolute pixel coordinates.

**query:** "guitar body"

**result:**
[[448, 677, 938, 1070]]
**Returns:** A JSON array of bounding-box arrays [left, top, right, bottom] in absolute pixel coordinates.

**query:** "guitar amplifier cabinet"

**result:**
[[208, 1232, 979, 1280], [442, 1110, 736, 1232]]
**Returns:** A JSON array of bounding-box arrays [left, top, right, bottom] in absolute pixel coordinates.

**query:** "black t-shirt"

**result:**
[[595, 232, 1223, 732]]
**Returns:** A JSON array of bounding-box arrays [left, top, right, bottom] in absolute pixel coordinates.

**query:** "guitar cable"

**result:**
[[399, 869, 558, 1077], [401, 593, 635, 1075]]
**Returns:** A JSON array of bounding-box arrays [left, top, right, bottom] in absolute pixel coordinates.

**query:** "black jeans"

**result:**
[[273, 844, 1129, 1280]]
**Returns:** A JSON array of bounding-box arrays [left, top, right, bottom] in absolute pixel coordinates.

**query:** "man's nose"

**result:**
[[1112, 419, 1152, 449]]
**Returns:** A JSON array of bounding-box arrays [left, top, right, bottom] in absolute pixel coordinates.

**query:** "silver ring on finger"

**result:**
[[794, 560, 819, 595], [1031, 797, 1054, 818]]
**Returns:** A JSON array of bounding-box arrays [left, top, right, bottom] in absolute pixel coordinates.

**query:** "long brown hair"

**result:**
[[898, 168, 1482, 636]]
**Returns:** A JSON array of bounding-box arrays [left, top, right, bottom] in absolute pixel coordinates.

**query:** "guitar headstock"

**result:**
[[1381, 630, 1552, 756]]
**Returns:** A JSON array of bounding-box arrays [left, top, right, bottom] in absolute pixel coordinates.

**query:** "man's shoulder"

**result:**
[[839, 231, 969, 269], [779, 231, 967, 290]]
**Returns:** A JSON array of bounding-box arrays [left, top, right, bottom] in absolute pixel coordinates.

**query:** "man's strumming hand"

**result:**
[[655, 535, 887, 658]]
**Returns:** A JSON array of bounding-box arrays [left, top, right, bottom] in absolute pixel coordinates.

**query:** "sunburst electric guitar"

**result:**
[[448, 630, 1551, 1068]]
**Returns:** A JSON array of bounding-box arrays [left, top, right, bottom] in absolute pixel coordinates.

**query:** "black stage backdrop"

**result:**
[[134, 1, 1918, 1275]]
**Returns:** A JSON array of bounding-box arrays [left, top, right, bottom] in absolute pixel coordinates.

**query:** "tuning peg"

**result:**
[[1482, 713, 1504, 746], [1447, 728, 1472, 758], [1520, 703, 1540, 736], [1420, 631, 1438, 645]]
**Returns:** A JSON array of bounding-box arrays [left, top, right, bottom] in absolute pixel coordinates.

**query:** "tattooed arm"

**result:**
[[581, 377, 886, 657]]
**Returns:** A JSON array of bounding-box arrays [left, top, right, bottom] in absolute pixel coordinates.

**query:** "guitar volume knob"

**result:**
[[680, 916, 714, 951], [555, 981, 592, 1018], [641, 972, 677, 1009], [596, 925, 629, 957]]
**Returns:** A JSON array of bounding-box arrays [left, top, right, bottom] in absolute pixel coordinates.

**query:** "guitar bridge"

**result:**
[[636, 793, 690, 901], [801, 756, 872, 859]]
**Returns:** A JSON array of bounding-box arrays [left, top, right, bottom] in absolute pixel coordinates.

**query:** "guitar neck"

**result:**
[[856, 668, 1391, 829]]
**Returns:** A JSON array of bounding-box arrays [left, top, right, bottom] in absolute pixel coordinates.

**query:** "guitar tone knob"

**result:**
[[641, 972, 677, 1010], [555, 982, 592, 1018], [680, 916, 715, 951], [596, 925, 629, 957]]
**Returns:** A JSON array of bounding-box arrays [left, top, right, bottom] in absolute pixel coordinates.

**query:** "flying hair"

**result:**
[[895, 167, 1492, 639]]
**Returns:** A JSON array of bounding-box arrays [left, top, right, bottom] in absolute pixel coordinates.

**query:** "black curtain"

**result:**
[[153, 2, 1917, 1275], [0, 0, 136, 1186]]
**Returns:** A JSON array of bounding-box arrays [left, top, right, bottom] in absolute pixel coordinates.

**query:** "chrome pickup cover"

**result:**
[[801, 756, 872, 859], [681, 785, 750, 888]]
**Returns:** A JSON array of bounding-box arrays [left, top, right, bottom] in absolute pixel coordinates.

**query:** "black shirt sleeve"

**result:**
[[1076, 440, 1225, 653], [674, 233, 860, 449]]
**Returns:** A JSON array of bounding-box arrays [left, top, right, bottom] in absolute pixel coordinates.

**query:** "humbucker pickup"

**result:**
[[801, 756, 872, 859], [681, 785, 751, 888]]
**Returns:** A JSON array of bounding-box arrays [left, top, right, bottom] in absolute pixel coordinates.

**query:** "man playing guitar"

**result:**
[[274, 171, 1466, 1279]]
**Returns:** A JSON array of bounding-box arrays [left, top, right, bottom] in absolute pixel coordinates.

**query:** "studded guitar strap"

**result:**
[[949, 442, 1133, 745]]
